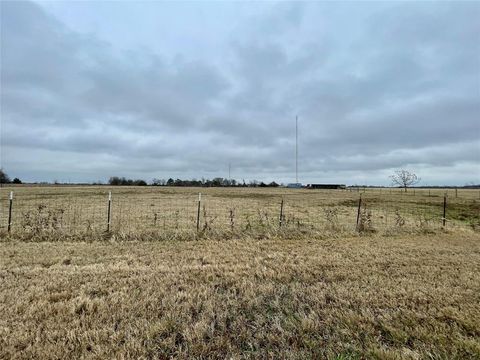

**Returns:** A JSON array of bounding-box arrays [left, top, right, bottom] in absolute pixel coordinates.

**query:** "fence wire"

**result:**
[[1, 187, 478, 237]]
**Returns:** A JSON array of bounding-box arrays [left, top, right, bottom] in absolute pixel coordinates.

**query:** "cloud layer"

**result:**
[[1, 1, 479, 184]]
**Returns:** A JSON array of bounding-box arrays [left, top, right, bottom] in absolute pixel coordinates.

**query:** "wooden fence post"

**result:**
[[279, 199, 284, 227], [106, 191, 112, 232], [196, 193, 201, 231], [356, 195, 362, 231], [442, 194, 447, 227], [7, 191, 13, 232]]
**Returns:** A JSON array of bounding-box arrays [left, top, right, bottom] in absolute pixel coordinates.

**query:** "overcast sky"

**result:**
[[1, 1, 479, 185]]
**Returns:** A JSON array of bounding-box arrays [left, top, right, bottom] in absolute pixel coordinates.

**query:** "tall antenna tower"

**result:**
[[295, 116, 298, 183]]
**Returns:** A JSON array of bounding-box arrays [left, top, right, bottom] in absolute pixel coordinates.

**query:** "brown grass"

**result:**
[[1, 232, 479, 359], [1, 185, 479, 238]]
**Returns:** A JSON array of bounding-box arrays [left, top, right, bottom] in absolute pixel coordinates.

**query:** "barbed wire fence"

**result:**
[[1, 188, 479, 238]]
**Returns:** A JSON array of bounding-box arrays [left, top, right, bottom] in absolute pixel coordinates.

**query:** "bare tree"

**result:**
[[390, 170, 420, 192]]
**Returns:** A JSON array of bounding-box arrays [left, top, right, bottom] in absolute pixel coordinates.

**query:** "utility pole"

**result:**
[[228, 163, 231, 182], [295, 116, 298, 184]]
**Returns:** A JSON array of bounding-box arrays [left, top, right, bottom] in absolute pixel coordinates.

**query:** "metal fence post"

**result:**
[[356, 195, 362, 231], [442, 194, 447, 227], [107, 191, 112, 232], [279, 198, 284, 227], [7, 191, 13, 232], [196, 193, 201, 231]]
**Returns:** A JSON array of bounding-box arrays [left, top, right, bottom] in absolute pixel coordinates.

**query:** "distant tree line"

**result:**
[[108, 177, 148, 186], [4, 167, 478, 188], [108, 176, 280, 187], [152, 177, 279, 187], [0, 169, 22, 184]]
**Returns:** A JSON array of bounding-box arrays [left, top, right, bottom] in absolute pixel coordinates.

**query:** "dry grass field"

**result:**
[[1, 185, 479, 239], [1, 233, 479, 359], [1, 186, 479, 359]]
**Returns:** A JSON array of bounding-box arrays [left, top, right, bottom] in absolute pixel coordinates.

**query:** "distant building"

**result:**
[[286, 183, 303, 188], [306, 184, 346, 189]]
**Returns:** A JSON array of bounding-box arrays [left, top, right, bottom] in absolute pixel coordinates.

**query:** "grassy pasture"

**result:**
[[0, 186, 479, 239], [0, 186, 479, 358], [1, 233, 479, 359]]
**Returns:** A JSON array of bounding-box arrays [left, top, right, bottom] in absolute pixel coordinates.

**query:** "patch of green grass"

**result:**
[[447, 201, 480, 227]]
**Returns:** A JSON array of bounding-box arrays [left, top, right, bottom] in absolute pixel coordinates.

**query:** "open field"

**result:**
[[1, 186, 479, 240], [1, 187, 479, 358], [1, 233, 479, 359]]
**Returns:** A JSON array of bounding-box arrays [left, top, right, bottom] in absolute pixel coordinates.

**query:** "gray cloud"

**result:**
[[1, 0, 479, 184]]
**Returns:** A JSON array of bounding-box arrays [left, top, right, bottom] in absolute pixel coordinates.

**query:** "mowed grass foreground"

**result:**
[[1, 233, 479, 359]]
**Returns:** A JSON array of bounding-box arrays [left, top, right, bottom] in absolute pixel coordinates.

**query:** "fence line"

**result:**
[[1, 189, 478, 237]]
